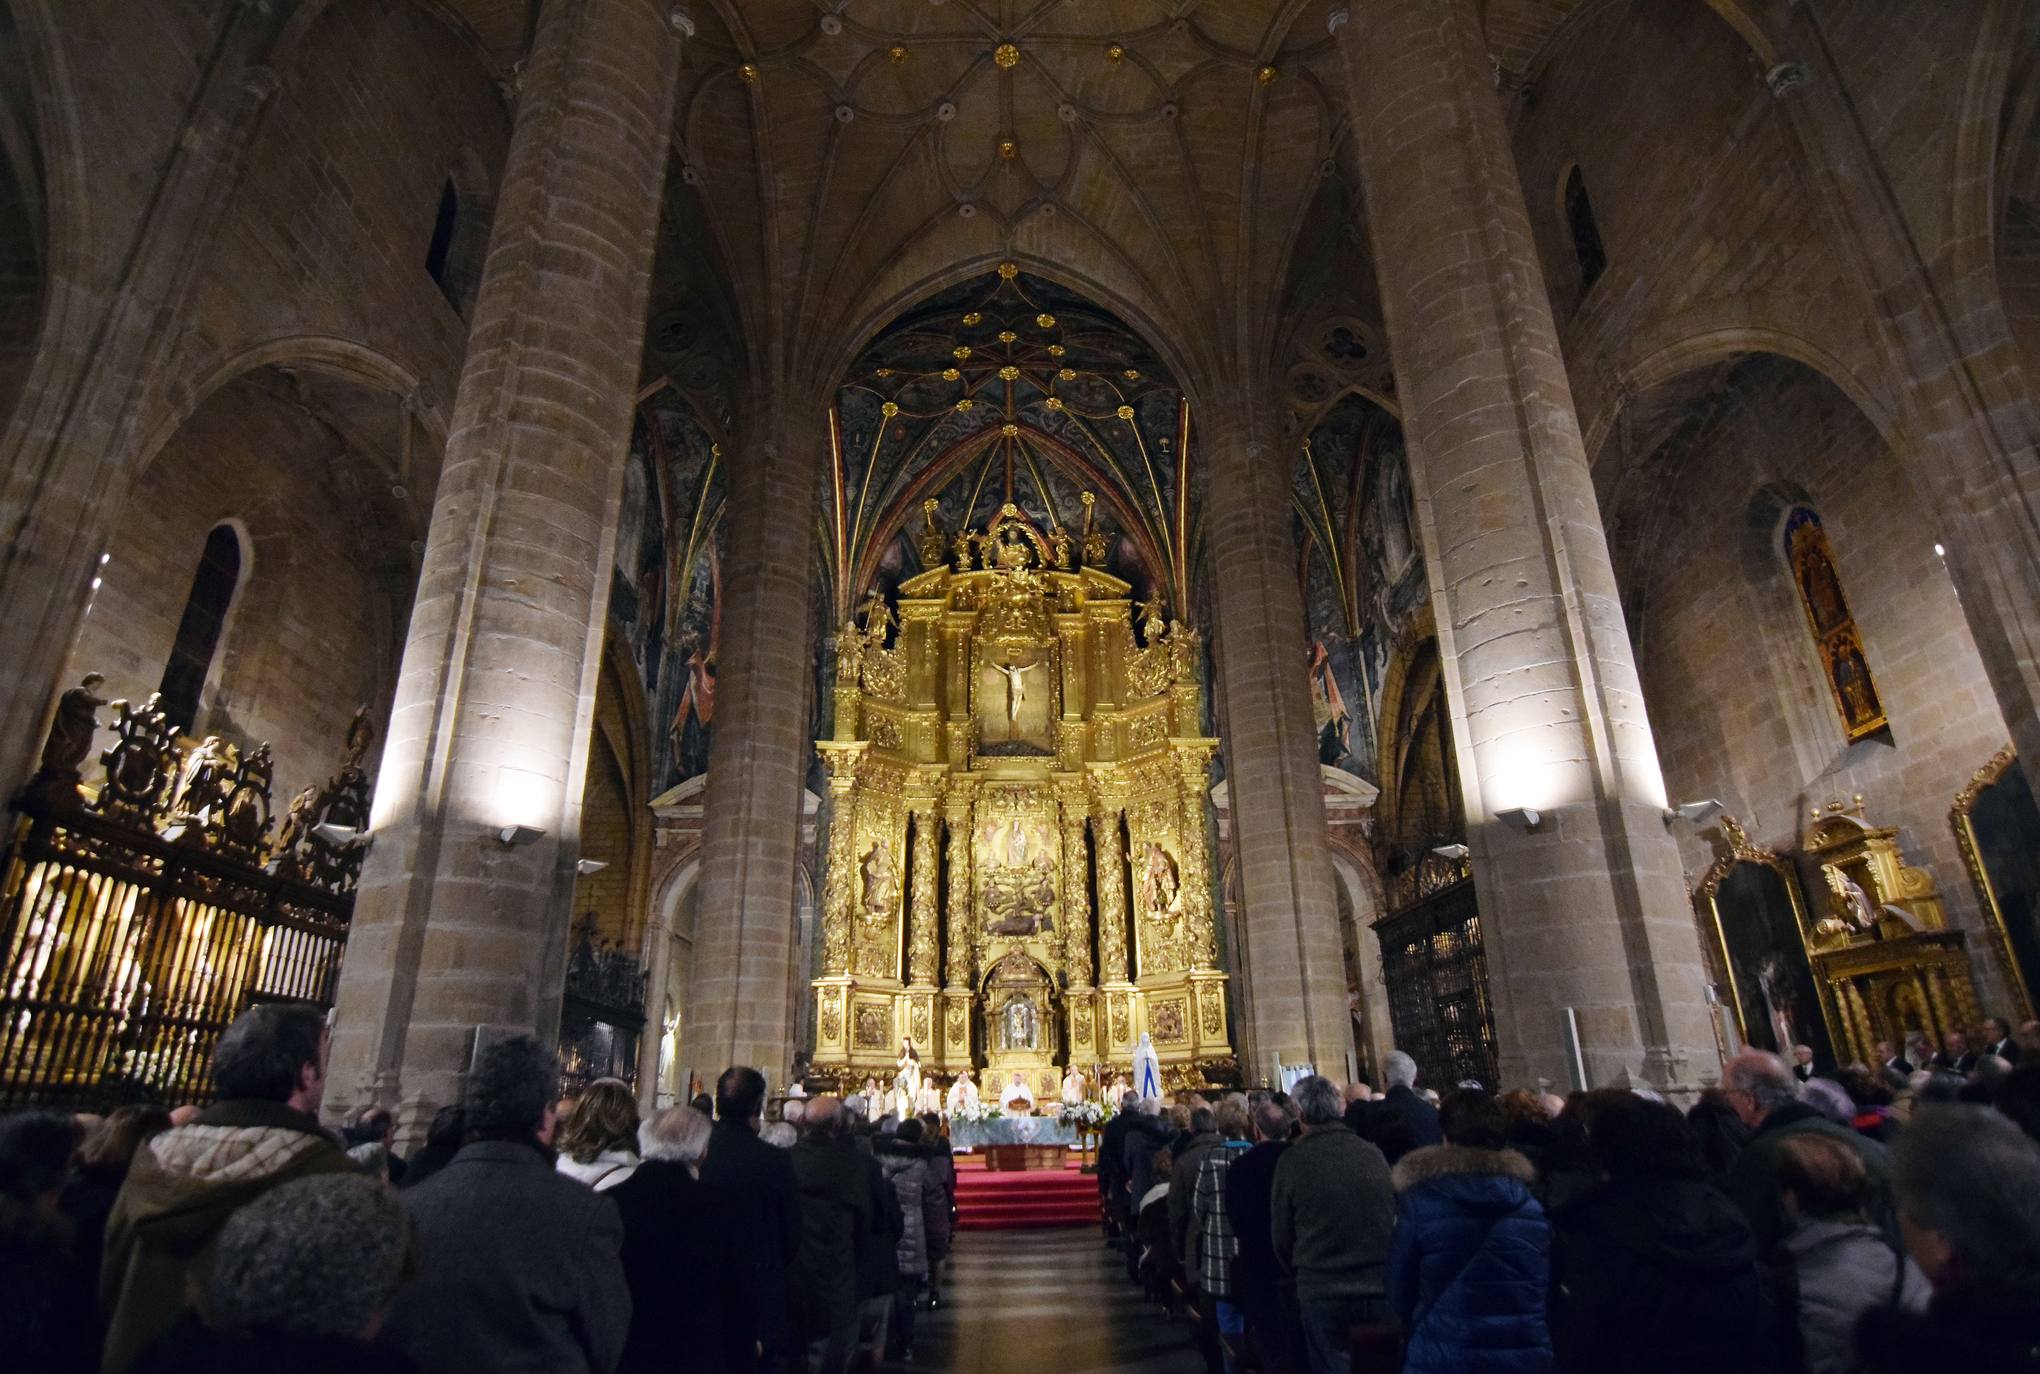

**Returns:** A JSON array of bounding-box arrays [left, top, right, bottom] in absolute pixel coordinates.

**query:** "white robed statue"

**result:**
[[1060, 1065, 1087, 1108], [1133, 1032, 1162, 1100], [946, 1069, 979, 1117], [893, 1038, 923, 1119]]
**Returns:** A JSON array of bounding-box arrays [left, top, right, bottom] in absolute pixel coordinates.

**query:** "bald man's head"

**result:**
[[804, 1095, 844, 1137]]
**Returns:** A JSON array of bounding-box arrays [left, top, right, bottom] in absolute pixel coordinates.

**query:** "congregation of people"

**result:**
[[0, 1001, 958, 1374], [1098, 1018, 2040, 1374], [4, 1002, 2040, 1374]]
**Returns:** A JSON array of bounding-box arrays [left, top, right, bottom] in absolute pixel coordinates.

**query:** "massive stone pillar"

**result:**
[[327, 0, 686, 1123], [1201, 405, 1353, 1075], [681, 401, 826, 1081], [1333, 1, 1716, 1090]]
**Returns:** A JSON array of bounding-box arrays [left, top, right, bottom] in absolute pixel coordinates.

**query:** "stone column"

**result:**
[[1749, 1, 2040, 805], [1334, 0, 1716, 1090], [325, 0, 686, 1125], [681, 399, 826, 1080], [1201, 404, 1353, 1072]]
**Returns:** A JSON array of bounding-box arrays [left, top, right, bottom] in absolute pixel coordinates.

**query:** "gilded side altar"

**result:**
[[812, 503, 1233, 1099]]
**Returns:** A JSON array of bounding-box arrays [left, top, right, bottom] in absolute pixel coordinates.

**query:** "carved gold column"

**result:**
[[1094, 790, 1137, 1062], [1176, 740, 1231, 1069], [1059, 782, 1098, 1065], [907, 800, 941, 987], [811, 742, 866, 1075], [938, 784, 975, 1068]]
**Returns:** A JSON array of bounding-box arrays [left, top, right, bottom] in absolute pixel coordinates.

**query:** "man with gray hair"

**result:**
[[1722, 1047, 1890, 1252], [381, 1032, 631, 1374], [608, 1105, 746, 1374], [1271, 1075, 1396, 1374], [1853, 1105, 2040, 1371], [129, 1173, 410, 1366], [1353, 1048, 1439, 1167]]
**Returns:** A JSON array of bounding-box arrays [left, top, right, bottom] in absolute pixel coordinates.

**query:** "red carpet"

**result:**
[[952, 1153, 1097, 1230]]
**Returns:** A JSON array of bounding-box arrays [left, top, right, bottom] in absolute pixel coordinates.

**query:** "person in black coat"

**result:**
[[1547, 1093, 1773, 1374], [397, 1105, 465, 1191], [0, 1111, 94, 1374], [609, 1106, 747, 1374], [699, 1067, 803, 1373], [379, 1035, 630, 1374], [1098, 1089, 1140, 1227], [1363, 1052, 1443, 1167], [1224, 1100, 1300, 1374]]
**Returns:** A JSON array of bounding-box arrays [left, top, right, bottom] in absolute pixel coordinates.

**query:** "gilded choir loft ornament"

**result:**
[[810, 501, 1234, 1091]]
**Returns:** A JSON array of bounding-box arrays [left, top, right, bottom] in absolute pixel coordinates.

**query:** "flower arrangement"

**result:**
[[1062, 1099, 1107, 1128], [950, 1100, 1003, 1125]]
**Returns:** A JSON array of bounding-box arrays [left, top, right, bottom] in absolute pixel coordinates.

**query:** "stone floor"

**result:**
[[889, 1226, 1204, 1374]]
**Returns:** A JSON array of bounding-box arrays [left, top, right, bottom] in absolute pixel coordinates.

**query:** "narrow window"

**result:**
[[1564, 166, 1608, 293], [157, 524, 242, 732], [1783, 507, 1885, 740], [425, 178, 459, 299]]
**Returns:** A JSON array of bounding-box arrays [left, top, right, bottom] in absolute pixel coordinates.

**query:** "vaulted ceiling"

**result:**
[[432, 1, 1593, 407]]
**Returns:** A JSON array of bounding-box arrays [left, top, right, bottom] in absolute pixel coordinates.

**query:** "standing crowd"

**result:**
[[1099, 1026, 2040, 1374], [0, 1001, 956, 1374], [5, 998, 2040, 1374]]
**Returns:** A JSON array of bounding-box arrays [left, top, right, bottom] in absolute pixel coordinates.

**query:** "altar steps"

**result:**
[[953, 1155, 1097, 1230]]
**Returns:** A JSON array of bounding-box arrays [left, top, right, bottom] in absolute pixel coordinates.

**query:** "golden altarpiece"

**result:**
[[1696, 801, 1981, 1066], [811, 504, 1233, 1100]]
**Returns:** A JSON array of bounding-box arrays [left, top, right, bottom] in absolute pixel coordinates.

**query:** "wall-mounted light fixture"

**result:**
[[313, 821, 369, 848], [574, 858, 609, 877], [1430, 843, 1470, 860], [1496, 806, 1542, 832], [1662, 798, 1724, 827], [495, 824, 547, 848]]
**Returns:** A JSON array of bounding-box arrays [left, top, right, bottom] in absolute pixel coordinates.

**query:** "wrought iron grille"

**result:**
[[0, 801, 353, 1108], [1375, 877, 1498, 1090]]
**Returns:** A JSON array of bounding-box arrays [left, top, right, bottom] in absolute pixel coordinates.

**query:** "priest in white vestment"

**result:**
[[1060, 1066, 1087, 1108], [1001, 1070, 1036, 1114], [945, 1069, 979, 1117]]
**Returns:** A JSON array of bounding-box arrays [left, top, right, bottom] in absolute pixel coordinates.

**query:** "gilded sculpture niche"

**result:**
[[1696, 801, 1983, 1068], [811, 502, 1233, 1097]]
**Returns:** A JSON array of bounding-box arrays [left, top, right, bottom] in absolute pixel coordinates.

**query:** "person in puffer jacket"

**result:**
[[1387, 1090, 1553, 1374], [874, 1119, 944, 1360], [100, 1004, 351, 1374]]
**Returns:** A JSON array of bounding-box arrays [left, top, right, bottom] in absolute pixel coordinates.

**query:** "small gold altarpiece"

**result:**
[[1697, 801, 1980, 1067], [810, 505, 1233, 1099]]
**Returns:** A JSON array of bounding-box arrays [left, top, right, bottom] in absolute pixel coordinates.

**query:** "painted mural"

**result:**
[[610, 391, 726, 796], [1292, 394, 1426, 783]]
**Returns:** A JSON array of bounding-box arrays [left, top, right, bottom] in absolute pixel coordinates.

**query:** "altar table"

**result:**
[[951, 1116, 1081, 1150]]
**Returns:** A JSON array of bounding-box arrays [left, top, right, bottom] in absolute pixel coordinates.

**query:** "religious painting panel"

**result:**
[[1292, 395, 1427, 783], [1784, 507, 1885, 741], [1703, 855, 1837, 1065], [974, 786, 1059, 943], [1954, 748, 2040, 1018], [618, 397, 724, 793]]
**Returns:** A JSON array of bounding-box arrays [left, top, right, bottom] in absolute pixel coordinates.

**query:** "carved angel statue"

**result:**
[[1138, 595, 1168, 643], [172, 736, 237, 823], [858, 592, 895, 643], [275, 784, 320, 858]]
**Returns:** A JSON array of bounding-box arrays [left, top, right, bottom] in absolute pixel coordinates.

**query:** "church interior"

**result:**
[[3, 0, 2040, 1138]]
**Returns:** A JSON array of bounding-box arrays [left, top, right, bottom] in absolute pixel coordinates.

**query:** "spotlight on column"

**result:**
[[1496, 807, 1542, 832], [1430, 843, 1470, 860], [1661, 798, 1724, 827], [574, 858, 609, 877], [494, 823, 547, 848], [312, 822, 368, 848]]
